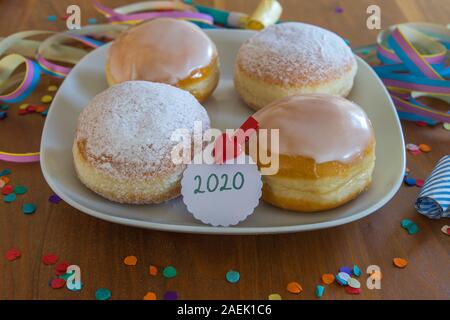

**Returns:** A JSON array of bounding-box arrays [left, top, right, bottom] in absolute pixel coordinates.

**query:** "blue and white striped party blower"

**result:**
[[415, 155, 450, 219]]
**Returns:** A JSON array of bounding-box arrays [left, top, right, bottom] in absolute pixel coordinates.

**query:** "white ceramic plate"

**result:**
[[40, 30, 405, 234]]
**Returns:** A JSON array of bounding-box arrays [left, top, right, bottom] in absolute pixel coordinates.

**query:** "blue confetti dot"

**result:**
[[226, 270, 240, 284], [87, 18, 97, 24], [0, 169, 11, 176], [0, 111, 7, 120], [47, 15, 57, 22], [4, 193, 16, 203], [95, 288, 111, 300], [339, 266, 352, 275], [23, 203, 37, 214], [353, 264, 361, 277], [315, 285, 325, 298], [404, 177, 416, 186]]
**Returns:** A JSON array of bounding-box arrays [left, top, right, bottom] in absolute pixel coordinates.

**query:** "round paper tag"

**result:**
[[181, 154, 262, 227]]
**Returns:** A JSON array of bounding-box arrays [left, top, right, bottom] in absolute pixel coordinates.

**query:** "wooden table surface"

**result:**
[[0, 0, 449, 300]]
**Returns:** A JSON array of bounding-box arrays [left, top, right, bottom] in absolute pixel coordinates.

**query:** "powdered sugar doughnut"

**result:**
[[234, 22, 357, 110], [73, 81, 210, 204]]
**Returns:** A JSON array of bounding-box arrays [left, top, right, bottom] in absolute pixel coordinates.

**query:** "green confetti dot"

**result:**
[[14, 185, 28, 195], [163, 266, 177, 279], [22, 203, 36, 214], [95, 288, 111, 300], [401, 219, 413, 228], [4, 193, 16, 203], [226, 270, 240, 284]]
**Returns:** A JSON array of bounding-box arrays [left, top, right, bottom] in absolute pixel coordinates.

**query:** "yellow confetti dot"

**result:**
[[47, 85, 58, 92], [19, 103, 29, 110], [41, 95, 53, 103], [123, 255, 137, 266], [268, 293, 282, 300], [1, 176, 10, 184], [143, 292, 157, 300], [286, 281, 303, 294]]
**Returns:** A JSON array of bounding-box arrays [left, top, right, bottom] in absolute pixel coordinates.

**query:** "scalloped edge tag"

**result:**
[[181, 154, 262, 227]]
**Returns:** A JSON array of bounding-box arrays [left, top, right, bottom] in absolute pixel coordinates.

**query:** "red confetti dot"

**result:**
[[409, 149, 422, 156], [55, 261, 69, 275], [26, 105, 37, 112], [415, 121, 428, 127], [50, 278, 66, 289], [42, 254, 59, 265], [2, 184, 13, 195], [345, 286, 361, 295], [6, 248, 21, 261], [18, 109, 28, 116], [415, 179, 424, 187]]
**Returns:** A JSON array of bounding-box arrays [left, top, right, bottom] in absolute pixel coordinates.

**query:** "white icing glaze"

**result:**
[[254, 94, 374, 163], [75, 81, 210, 179], [236, 22, 356, 86], [108, 18, 217, 84]]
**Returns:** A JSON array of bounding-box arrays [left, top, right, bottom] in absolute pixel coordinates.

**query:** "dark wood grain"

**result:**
[[0, 0, 449, 300]]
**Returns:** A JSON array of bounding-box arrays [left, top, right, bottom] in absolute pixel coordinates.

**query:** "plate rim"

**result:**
[[40, 29, 406, 235]]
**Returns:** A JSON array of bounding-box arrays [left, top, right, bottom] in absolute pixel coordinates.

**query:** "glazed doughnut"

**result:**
[[73, 81, 210, 204], [234, 22, 357, 110], [253, 94, 375, 212], [106, 18, 219, 102]]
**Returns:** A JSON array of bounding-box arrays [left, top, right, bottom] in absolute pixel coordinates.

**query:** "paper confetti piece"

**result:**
[[404, 176, 416, 186], [225, 270, 240, 284], [335, 273, 348, 286], [353, 265, 361, 277], [0, 169, 11, 176], [47, 85, 58, 92], [1, 176, 10, 184], [401, 219, 419, 235], [36, 105, 46, 113], [164, 291, 178, 300], [95, 288, 111, 300], [88, 18, 98, 24], [406, 143, 419, 151], [49, 194, 62, 204], [0, 111, 6, 120], [334, 6, 343, 13], [163, 266, 177, 279], [0, 180, 5, 188], [47, 15, 57, 22], [347, 278, 361, 289], [268, 293, 282, 300], [14, 185, 27, 195], [419, 144, 431, 153], [50, 278, 66, 289], [393, 257, 408, 268], [345, 286, 361, 295], [42, 254, 59, 265], [315, 285, 324, 298], [6, 248, 21, 261], [22, 203, 36, 215], [4, 193, 16, 203], [55, 261, 69, 275], [415, 121, 428, 127], [123, 255, 137, 266], [339, 266, 352, 275], [415, 179, 424, 187], [41, 95, 53, 103], [444, 123, 450, 130], [143, 292, 157, 300], [321, 273, 335, 285], [2, 184, 13, 195], [286, 281, 303, 294], [149, 265, 158, 276]]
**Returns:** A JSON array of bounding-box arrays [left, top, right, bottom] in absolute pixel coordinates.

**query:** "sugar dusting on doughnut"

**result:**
[[75, 81, 210, 180], [107, 18, 217, 84], [254, 94, 374, 164], [236, 22, 355, 86]]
